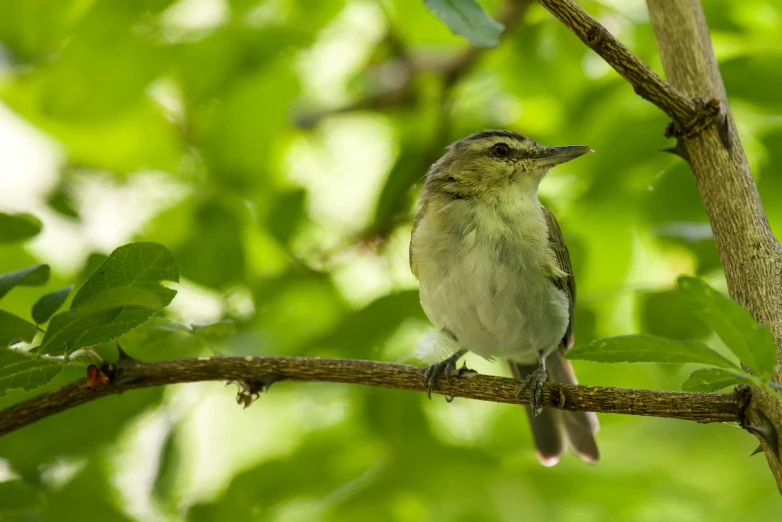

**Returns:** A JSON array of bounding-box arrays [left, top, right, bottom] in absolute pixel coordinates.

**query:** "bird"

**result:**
[[409, 129, 599, 465]]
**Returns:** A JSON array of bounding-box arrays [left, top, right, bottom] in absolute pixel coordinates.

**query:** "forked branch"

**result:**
[[535, 0, 697, 123]]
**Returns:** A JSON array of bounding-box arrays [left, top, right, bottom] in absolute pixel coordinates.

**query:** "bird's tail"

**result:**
[[508, 352, 599, 466]]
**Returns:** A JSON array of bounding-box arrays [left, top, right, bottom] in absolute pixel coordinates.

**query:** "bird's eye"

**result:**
[[492, 143, 510, 158]]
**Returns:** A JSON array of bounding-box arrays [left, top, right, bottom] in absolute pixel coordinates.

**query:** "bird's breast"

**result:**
[[413, 197, 569, 360]]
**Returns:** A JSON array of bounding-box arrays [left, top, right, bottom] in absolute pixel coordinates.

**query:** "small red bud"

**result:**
[[86, 364, 110, 390]]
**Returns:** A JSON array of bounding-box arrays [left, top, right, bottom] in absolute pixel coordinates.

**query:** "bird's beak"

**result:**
[[532, 145, 593, 169]]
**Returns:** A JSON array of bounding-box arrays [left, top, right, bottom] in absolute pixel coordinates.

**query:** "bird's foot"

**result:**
[[518, 366, 548, 417], [423, 350, 471, 400]]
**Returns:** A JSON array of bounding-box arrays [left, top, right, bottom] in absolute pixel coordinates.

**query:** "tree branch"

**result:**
[[535, 0, 697, 123], [0, 356, 743, 437], [646, 0, 782, 493]]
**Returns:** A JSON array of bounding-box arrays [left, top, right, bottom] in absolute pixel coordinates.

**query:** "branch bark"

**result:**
[[529, 0, 782, 491], [535, 0, 696, 122], [0, 356, 743, 437], [646, 0, 782, 494]]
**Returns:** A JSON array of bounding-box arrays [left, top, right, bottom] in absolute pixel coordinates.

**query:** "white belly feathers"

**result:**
[[414, 195, 569, 362]]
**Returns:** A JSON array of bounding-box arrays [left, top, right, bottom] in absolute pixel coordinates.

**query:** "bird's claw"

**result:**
[[424, 357, 473, 400], [518, 367, 547, 417]]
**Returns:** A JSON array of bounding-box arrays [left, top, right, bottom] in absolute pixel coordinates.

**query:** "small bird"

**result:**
[[409, 130, 599, 465]]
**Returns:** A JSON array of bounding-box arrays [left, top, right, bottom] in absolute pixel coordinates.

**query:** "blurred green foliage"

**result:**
[[0, 0, 781, 519]]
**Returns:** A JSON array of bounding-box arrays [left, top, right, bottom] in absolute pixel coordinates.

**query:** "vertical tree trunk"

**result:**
[[647, 0, 782, 492]]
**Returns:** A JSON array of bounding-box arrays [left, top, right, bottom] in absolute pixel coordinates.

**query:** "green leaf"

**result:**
[[678, 276, 777, 378], [31, 285, 73, 324], [118, 317, 205, 361], [0, 310, 39, 347], [47, 186, 80, 219], [191, 320, 237, 340], [68, 242, 179, 345], [681, 368, 753, 392], [0, 264, 51, 300], [68, 347, 105, 366], [0, 212, 43, 243], [423, 0, 504, 48], [75, 286, 163, 313], [38, 307, 122, 355], [566, 334, 740, 369], [0, 347, 65, 396], [38, 287, 163, 355], [37, 242, 178, 355], [266, 190, 306, 245], [152, 424, 183, 506], [77, 252, 109, 287]]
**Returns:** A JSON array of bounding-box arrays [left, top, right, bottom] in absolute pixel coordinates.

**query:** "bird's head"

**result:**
[[424, 130, 592, 203]]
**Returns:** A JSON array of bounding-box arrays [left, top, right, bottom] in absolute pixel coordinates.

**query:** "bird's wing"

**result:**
[[409, 203, 427, 280], [542, 206, 575, 349]]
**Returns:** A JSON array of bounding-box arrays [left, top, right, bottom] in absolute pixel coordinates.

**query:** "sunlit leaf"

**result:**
[[0, 212, 42, 243], [70, 242, 178, 335], [74, 286, 163, 313], [77, 252, 109, 287], [424, 0, 504, 48], [38, 306, 122, 356], [678, 276, 777, 378], [31, 285, 73, 324], [38, 242, 179, 354], [0, 347, 65, 396], [681, 368, 753, 392], [39, 287, 163, 355], [0, 264, 50, 300], [566, 334, 739, 369]]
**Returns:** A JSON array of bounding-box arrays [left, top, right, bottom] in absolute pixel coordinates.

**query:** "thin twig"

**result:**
[[0, 356, 742, 437], [535, 0, 697, 122]]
